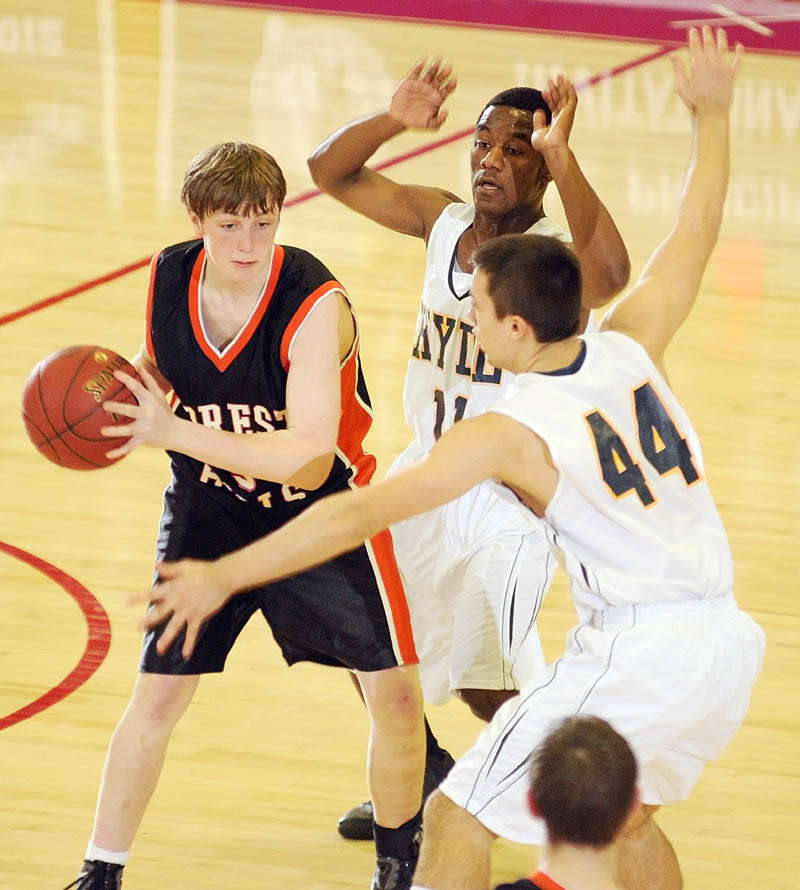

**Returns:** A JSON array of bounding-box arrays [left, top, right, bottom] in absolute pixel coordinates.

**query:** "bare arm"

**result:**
[[601, 27, 740, 368], [533, 77, 630, 310], [103, 292, 345, 488], [307, 58, 461, 241], [130, 342, 172, 393], [134, 410, 549, 657]]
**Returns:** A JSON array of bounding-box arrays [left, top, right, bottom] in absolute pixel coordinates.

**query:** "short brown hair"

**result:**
[[473, 233, 581, 343], [180, 142, 287, 219], [530, 715, 637, 848]]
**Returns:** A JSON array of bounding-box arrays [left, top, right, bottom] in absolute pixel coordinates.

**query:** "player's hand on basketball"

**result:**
[[132, 558, 231, 659], [389, 57, 457, 130], [531, 75, 577, 173], [101, 364, 176, 457], [672, 26, 742, 116]]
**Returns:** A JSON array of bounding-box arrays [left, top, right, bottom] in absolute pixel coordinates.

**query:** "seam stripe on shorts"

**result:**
[[576, 610, 636, 711], [468, 620, 636, 815], [464, 662, 567, 812], [511, 544, 552, 674], [501, 536, 526, 688]]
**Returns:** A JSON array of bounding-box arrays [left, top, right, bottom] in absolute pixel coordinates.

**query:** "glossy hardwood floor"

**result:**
[[1, 2, 798, 888]]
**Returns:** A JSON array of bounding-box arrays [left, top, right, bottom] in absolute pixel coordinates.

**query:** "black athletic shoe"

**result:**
[[370, 853, 418, 890], [338, 747, 456, 841], [338, 799, 375, 841], [370, 833, 420, 890], [62, 860, 123, 890]]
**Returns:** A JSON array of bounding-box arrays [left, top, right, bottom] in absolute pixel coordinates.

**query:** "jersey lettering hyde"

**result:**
[[490, 331, 734, 613], [404, 203, 570, 453], [146, 239, 375, 528]]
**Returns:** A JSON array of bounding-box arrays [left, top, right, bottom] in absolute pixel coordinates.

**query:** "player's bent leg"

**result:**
[[617, 804, 682, 890], [358, 665, 426, 890], [455, 687, 519, 722], [357, 664, 425, 828], [413, 790, 495, 890], [91, 671, 200, 852], [337, 711, 455, 842]]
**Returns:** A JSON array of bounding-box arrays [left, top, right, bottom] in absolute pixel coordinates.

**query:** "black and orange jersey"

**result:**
[[145, 238, 376, 529]]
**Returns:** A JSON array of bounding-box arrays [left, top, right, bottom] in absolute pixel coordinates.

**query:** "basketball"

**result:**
[[21, 345, 140, 470]]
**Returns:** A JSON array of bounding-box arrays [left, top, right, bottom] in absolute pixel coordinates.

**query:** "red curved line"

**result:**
[[0, 541, 112, 731]]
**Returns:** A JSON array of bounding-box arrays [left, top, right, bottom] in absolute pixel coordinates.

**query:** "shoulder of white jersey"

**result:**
[[582, 328, 651, 360], [427, 202, 475, 254], [528, 215, 570, 242], [444, 202, 476, 224]]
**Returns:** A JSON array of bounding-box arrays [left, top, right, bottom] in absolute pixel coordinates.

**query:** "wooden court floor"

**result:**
[[1, 2, 798, 888]]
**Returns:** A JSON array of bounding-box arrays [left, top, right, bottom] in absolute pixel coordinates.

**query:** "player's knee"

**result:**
[[363, 669, 423, 735], [421, 788, 453, 833], [422, 789, 493, 851], [129, 672, 198, 731], [618, 802, 660, 840], [456, 687, 518, 722], [383, 685, 423, 735]]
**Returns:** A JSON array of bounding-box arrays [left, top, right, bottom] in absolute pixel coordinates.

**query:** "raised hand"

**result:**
[[129, 558, 232, 659], [101, 363, 177, 458], [540, 75, 577, 145], [388, 57, 458, 130], [531, 75, 578, 178], [672, 26, 742, 115]]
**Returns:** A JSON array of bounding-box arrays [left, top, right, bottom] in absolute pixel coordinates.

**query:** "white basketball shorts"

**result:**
[[387, 440, 554, 705], [439, 593, 765, 844]]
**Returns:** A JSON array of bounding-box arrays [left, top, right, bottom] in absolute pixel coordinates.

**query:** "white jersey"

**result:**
[[403, 203, 570, 453], [491, 330, 734, 615]]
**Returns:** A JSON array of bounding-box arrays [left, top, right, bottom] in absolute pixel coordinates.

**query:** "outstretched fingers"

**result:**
[[541, 75, 577, 140], [407, 58, 426, 79], [392, 56, 457, 129], [423, 57, 457, 102], [673, 27, 743, 113], [692, 25, 743, 70]]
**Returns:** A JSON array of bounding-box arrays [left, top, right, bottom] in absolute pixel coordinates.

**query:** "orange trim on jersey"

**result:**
[[370, 527, 419, 665], [279, 280, 344, 371], [144, 251, 161, 360], [189, 244, 285, 373], [339, 341, 376, 486], [530, 872, 568, 890]]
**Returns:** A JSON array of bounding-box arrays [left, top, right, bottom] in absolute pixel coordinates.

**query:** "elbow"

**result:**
[[307, 146, 341, 194], [285, 451, 336, 491], [582, 253, 632, 309], [607, 253, 632, 299], [306, 148, 325, 189], [307, 147, 355, 197]]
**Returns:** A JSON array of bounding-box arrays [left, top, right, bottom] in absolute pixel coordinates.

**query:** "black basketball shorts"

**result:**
[[139, 482, 418, 675]]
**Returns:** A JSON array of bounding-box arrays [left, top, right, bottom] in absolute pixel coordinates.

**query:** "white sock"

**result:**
[[85, 842, 129, 866]]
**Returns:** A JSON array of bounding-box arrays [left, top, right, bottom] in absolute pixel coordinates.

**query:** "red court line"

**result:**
[[0, 541, 112, 731], [0, 44, 670, 328], [0, 258, 152, 327], [575, 45, 674, 89]]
